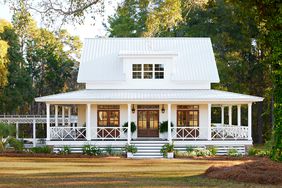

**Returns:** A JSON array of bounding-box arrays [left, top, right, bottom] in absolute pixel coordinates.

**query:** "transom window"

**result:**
[[177, 105, 199, 127], [132, 64, 164, 79]]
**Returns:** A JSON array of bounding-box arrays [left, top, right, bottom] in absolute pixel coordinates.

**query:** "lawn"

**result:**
[[0, 157, 278, 188]]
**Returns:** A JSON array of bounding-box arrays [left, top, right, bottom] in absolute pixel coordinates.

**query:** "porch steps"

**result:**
[[131, 140, 168, 159]]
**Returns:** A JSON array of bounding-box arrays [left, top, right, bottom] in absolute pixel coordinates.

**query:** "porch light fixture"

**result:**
[[161, 104, 165, 113], [132, 105, 136, 113]]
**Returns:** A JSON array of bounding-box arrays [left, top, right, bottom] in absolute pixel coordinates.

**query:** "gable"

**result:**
[[77, 38, 220, 83]]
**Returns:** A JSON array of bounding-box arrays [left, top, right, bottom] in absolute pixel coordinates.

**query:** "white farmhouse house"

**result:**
[[35, 38, 263, 158]]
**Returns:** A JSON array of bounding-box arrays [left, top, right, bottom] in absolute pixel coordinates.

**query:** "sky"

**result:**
[[0, 1, 120, 41]]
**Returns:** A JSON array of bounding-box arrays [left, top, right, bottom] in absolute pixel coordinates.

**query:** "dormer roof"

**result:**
[[78, 37, 220, 83]]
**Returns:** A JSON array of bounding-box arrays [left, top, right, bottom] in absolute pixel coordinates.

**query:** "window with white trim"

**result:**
[[132, 64, 164, 79]]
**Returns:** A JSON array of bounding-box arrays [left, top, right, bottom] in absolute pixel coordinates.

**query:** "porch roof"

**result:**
[[35, 89, 263, 103]]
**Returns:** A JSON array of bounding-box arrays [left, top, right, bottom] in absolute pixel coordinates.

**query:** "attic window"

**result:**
[[132, 64, 164, 79]]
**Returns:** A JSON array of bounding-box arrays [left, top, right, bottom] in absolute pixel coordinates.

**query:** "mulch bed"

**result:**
[[0, 152, 124, 158], [176, 155, 263, 161], [204, 157, 282, 185]]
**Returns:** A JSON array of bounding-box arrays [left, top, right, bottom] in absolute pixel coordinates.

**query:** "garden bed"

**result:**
[[204, 157, 282, 185], [0, 151, 125, 158]]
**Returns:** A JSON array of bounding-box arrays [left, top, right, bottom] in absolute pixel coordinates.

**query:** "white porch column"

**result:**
[[221, 106, 224, 125], [127, 104, 131, 144], [248, 103, 252, 140], [168, 103, 172, 143], [207, 103, 212, 140], [16, 122, 19, 139], [228, 105, 232, 126], [33, 119, 36, 147], [55, 105, 58, 127], [46, 103, 50, 141], [237, 105, 241, 126], [68, 107, 71, 126], [86, 104, 91, 141], [62, 106, 65, 126]]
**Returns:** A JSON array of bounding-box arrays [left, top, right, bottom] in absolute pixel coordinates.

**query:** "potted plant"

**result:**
[[159, 121, 174, 139], [160, 142, 175, 159], [123, 144, 137, 158], [122, 122, 136, 133], [122, 122, 137, 138]]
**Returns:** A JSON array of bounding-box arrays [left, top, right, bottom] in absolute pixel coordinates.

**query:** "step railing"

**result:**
[[50, 127, 86, 141]]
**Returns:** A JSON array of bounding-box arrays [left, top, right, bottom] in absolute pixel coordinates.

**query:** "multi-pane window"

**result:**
[[97, 105, 120, 127], [132, 64, 164, 79], [177, 105, 199, 127]]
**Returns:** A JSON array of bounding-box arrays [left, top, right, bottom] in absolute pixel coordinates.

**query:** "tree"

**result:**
[[107, 0, 150, 37], [3, 0, 104, 28], [0, 19, 34, 114], [228, 0, 282, 161], [0, 39, 9, 88]]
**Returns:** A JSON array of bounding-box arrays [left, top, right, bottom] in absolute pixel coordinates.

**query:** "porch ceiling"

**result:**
[[35, 89, 263, 103]]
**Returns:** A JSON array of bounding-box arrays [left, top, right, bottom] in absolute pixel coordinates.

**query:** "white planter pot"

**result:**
[[167, 152, 174, 159], [127, 152, 134, 158], [160, 132, 168, 140]]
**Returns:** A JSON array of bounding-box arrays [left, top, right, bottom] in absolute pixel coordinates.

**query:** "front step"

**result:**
[[131, 140, 168, 159]]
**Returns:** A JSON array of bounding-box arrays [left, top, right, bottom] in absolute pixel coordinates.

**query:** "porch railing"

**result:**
[[171, 127, 200, 140], [96, 127, 127, 140], [211, 125, 248, 140], [50, 127, 86, 141]]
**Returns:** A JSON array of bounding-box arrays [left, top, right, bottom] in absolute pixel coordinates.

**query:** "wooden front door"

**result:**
[[137, 110, 159, 137]]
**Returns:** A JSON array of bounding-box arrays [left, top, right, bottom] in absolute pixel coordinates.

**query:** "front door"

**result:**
[[137, 110, 159, 137]]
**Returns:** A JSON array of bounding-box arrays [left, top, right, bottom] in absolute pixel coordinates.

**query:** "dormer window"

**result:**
[[132, 64, 164, 79]]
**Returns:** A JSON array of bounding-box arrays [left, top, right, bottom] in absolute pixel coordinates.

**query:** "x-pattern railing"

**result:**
[[211, 126, 248, 140], [97, 127, 127, 140], [171, 127, 200, 140], [50, 127, 86, 140]]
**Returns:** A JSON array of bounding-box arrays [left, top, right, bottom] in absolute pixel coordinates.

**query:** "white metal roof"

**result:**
[[78, 38, 220, 82], [35, 89, 263, 103]]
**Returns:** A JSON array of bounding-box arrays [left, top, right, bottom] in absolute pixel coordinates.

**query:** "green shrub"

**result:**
[[207, 146, 218, 156], [82, 144, 102, 156], [247, 147, 257, 156], [159, 121, 174, 133], [160, 143, 174, 157], [104, 146, 114, 156], [227, 148, 241, 157], [31, 146, 52, 154], [256, 150, 270, 157], [8, 137, 24, 152], [122, 122, 137, 133], [123, 144, 137, 153], [186, 146, 196, 153], [195, 149, 211, 156], [59, 146, 71, 155]]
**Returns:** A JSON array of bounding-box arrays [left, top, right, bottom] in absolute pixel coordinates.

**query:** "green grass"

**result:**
[[0, 157, 278, 188]]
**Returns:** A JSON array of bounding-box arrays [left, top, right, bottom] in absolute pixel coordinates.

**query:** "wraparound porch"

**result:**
[[45, 102, 253, 144]]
